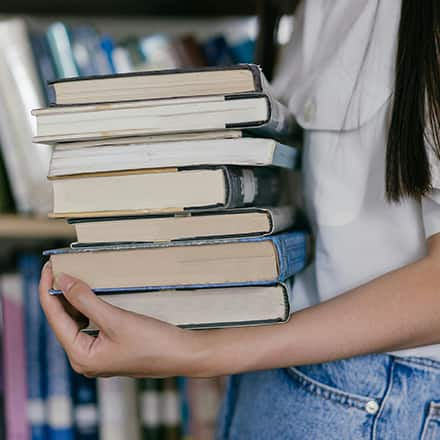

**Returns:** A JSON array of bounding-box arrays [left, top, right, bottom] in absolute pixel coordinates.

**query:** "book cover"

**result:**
[[44, 231, 309, 294], [46, 22, 79, 79], [1, 274, 29, 440], [20, 255, 47, 440], [138, 379, 161, 440], [72, 373, 99, 440], [161, 378, 181, 440], [0, 18, 52, 214], [45, 320, 74, 440], [98, 377, 141, 440]]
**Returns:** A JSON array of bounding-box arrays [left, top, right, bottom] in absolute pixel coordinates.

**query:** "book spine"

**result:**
[[98, 377, 140, 440], [1, 274, 29, 440], [46, 23, 79, 79], [271, 231, 310, 281], [246, 94, 300, 145], [161, 378, 181, 440], [72, 374, 99, 440], [223, 166, 280, 209], [187, 378, 224, 440], [138, 378, 162, 440], [45, 320, 74, 440], [20, 255, 47, 440]]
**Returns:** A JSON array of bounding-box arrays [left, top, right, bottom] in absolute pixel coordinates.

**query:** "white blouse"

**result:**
[[272, 0, 440, 359]]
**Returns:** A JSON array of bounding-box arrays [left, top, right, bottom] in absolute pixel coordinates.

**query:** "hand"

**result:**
[[39, 262, 207, 378]]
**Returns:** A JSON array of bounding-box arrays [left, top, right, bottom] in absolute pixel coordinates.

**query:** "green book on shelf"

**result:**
[[138, 378, 162, 440]]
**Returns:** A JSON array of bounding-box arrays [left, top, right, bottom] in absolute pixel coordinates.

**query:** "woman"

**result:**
[[40, 0, 440, 438]]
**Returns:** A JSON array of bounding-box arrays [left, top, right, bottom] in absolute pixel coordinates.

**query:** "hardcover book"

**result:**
[[44, 231, 309, 292], [49, 64, 266, 105], [48, 134, 298, 177], [32, 93, 298, 145], [48, 166, 281, 219], [20, 255, 47, 440], [81, 282, 294, 334], [1, 274, 29, 440], [69, 206, 296, 245]]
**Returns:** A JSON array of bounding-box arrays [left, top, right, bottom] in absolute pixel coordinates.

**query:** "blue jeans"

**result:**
[[216, 354, 440, 439]]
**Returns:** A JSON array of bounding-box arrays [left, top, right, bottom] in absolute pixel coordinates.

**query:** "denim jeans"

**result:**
[[216, 354, 440, 439]]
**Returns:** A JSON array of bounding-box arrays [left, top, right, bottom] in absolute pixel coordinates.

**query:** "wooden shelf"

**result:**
[[0, 0, 295, 17], [0, 215, 74, 240]]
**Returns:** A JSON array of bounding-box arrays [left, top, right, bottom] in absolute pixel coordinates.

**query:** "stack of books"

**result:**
[[33, 64, 309, 331]]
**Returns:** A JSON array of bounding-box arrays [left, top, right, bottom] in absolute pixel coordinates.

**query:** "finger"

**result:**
[[39, 261, 86, 349], [55, 273, 121, 334]]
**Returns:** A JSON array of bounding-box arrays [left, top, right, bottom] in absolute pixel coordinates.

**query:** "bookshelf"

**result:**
[[0, 0, 299, 79], [0, 215, 74, 239]]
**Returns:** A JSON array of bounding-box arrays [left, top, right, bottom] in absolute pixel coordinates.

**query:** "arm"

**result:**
[[39, 233, 440, 378]]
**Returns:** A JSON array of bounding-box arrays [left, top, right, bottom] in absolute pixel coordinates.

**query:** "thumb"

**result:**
[[55, 273, 120, 334]]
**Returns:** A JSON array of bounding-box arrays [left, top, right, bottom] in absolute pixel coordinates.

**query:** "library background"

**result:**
[[0, 0, 300, 439]]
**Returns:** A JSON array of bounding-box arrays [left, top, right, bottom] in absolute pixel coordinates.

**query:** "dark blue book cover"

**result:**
[[71, 26, 113, 77], [20, 254, 47, 440], [71, 373, 99, 440], [30, 32, 57, 103], [202, 35, 234, 66], [45, 320, 74, 440]]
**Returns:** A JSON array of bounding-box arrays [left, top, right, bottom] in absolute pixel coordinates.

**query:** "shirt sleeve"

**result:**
[[422, 126, 440, 239]]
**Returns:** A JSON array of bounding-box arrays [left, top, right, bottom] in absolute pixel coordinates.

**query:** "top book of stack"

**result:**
[[48, 64, 270, 105]]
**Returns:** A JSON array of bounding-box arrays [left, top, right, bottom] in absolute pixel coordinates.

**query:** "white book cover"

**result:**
[[98, 377, 141, 440], [0, 19, 51, 214]]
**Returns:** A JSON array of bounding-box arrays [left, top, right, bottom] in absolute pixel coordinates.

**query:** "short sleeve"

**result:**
[[422, 128, 440, 239], [422, 189, 440, 239]]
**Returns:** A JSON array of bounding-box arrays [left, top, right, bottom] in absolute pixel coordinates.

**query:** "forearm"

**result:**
[[196, 248, 440, 377]]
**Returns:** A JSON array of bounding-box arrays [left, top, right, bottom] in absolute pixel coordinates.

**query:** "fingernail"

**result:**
[[43, 260, 52, 272], [55, 273, 75, 292]]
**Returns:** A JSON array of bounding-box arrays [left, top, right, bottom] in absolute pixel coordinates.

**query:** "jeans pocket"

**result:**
[[421, 402, 440, 440], [287, 366, 380, 414]]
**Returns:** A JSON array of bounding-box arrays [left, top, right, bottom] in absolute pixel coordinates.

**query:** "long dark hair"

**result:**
[[386, 0, 440, 201]]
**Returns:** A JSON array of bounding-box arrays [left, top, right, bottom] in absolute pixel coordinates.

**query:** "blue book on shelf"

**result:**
[[44, 230, 310, 294], [100, 36, 117, 74], [202, 35, 235, 66], [45, 321, 74, 440], [71, 373, 99, 440], [229, 38, 255, 64], [30, 32, 57, 103], [46, 22, 79, 79], [20, 254, 47, 440], [71, 26, 113, 77]]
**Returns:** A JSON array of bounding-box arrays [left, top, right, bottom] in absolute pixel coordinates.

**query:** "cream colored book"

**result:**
[[70, 207, 295, 244]]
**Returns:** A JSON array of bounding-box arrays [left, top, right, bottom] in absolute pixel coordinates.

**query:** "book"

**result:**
[[138, 379, 161, 440], [46, 22, 79, 79], [72, 374, 99, 440], [97, 377, 141, 440], [48, 134, 297, 177], [45, 320, 74, 440], [30, 32, 57, 103], [48, 64, 266, 105], [70, 26, 113, 77], [1, 274, 29, 440], [161, 378, 181, 440], [0, 19, 51, 214], [70, 207, 295, 245], [202, 36, 235, 67], [187, 378, 225, 440], [48, 166, 281, 218], [44, 231, 308, 292], [82, 283, 292, 333], [20, 255, 47, 440], [32, 93, 297, 145]]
